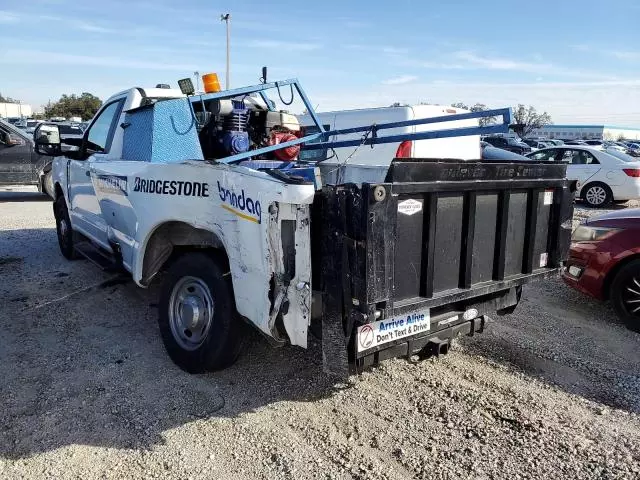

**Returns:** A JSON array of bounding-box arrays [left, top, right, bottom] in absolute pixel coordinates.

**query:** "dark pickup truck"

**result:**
[[0, 119, 83, 198]]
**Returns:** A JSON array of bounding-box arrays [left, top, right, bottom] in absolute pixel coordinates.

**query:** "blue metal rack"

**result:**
[[189, 79, 512, 164]]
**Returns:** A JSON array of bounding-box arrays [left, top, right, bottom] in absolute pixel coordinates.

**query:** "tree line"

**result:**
[[44, 93, 102, 121], [0, 93, 20, 104], [450, 102, 552, 138], [1, 91, 102, 120]]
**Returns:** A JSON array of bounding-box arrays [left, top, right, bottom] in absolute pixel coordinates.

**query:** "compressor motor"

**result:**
[[196, 97, 301, 161]]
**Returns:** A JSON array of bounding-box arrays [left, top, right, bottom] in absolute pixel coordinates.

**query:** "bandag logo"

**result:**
[[217, 181, 262, 224]]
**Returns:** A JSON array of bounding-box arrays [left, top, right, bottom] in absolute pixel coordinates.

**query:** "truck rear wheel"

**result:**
[[158, 252, 242, 372]]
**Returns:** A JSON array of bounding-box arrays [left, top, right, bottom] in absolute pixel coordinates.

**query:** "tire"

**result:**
[[43, 171, 55, 199], [610, 260, 640, 333], [158, 252, 242, 373], [54, 196, 78, 260], [582, 182, 612, 208]]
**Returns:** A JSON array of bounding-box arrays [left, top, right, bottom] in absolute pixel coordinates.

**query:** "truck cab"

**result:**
[[55, 87, 185, 249]]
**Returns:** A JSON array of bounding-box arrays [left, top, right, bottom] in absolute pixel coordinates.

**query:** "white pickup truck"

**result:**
[[34, 78, 573, 376]]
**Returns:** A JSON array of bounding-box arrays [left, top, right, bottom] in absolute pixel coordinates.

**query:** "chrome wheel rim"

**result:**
[[623, 276, 640, 318], [169, 276, 214, 351], [586, 186, 607, 206], [59, 218, 68, 238], [58, 216, 69, 249]]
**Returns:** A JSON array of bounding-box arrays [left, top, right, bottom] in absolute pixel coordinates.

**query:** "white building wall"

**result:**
[[530, 125, 640, 141], [0, 102, 33, 118], [529, 125, 604, 140]]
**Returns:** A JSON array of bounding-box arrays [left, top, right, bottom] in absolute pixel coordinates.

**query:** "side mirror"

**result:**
[[34, 123, 62, 156]]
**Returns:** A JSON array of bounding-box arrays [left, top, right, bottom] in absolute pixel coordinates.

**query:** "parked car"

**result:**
[[627, 143, 640, 157], [526, 146, 640, 207], [564, 140, 587, 145], [24, 119, 42, 135], [481, 141, 531, 161], [563, 209, 640, 333], [522, 139, 552, 150], [299, 104, 481, 167], [482, 136, 531, 155], [546, 139, 564, 146], [584, 140, 604, 147], [604, 141, 628, 153], [57, 123, 84, 141], [0, 118, 53, 197]]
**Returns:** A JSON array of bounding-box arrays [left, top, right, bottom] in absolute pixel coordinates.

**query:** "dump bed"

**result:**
[[316, 159, 573, 372]]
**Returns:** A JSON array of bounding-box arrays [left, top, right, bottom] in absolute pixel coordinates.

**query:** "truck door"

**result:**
[[560, 149, 601, 192], [68, 98, 125, 249], [0, 123, 35, 184]]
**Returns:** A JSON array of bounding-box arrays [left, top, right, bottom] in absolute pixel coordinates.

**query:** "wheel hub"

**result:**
[[624, 276, 640, 317], [169, 277, 215, 351], [586, 186, 606, 205], [180, 296, 202, 329]]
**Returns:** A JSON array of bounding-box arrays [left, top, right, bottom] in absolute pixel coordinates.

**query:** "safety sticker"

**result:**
[[357, 309, 430, 353], [540, 252, 548, 267], [397, 199, 423, 216], [543, 190, 554, 205]]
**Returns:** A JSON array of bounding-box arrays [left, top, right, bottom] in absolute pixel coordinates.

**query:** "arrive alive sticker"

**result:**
[[357, 310, 430, 353]]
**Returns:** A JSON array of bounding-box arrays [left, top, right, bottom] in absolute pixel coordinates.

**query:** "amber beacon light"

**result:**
[[202, 73, 222, 93]]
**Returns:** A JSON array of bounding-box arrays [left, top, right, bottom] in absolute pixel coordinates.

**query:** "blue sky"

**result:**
[[1, 0, 640, 124]]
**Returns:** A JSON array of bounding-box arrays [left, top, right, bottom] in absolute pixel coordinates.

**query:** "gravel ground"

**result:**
[[0, 189, 639, 480]]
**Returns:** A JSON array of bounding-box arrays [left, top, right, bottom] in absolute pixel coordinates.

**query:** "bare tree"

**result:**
[[511, 104, 552, 138], [451, 102, 495, 126]]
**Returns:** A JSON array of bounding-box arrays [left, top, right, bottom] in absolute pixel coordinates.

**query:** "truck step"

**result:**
[[74, 241, 121, 272]]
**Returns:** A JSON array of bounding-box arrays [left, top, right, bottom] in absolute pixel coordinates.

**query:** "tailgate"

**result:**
[[317, 159, 573, 369]]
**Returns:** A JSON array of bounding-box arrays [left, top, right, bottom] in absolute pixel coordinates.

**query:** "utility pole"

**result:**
[[193, 71, 200, 93], [220, 13, 230, 89]]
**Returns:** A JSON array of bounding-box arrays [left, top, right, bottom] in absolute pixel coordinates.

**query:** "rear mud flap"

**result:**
[[320, 187, 350, 379], [321, 301, 350, 378]]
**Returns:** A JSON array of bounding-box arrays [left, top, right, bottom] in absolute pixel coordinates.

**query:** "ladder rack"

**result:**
[[188, 79, 512, 164]]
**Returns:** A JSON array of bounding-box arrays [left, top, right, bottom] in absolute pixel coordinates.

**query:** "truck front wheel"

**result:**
[[54, 196, 78, 260], [158, 252, 242, 373]]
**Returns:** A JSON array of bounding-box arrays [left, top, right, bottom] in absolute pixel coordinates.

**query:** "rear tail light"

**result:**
[[623, 168, 640, 177], [395, 140, 412, 158]]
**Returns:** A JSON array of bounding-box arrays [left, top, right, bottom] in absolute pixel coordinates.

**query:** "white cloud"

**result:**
[[612, 51, 640, 61], [1, 49, 200, 71], [343, 20, 371, 28], [309, 79, 640, 124], [382, 46, 408, 55], [382, 75, 418, 85], [0, 10, 20, 23], [246, 40, 322, 51], [73, 21, 116, 34], [455, 51, 553, 72], [344, 44, 368, 51], [571, 44, 640, 62]]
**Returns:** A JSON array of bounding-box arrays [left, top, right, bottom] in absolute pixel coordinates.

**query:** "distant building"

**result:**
[[0, 102, 33, 118], [530, 125, 640, 141]]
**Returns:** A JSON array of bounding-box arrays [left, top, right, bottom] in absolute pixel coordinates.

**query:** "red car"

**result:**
[[562, 209, 640, 333]]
